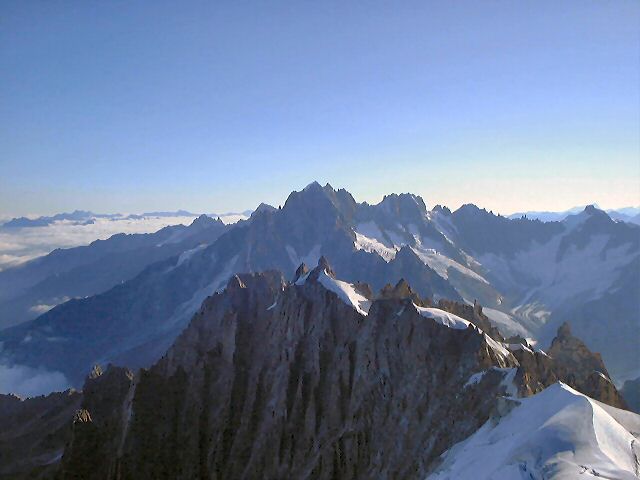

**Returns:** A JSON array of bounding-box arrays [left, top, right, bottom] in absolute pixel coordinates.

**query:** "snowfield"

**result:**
[[428, 383, 640, 480], [353, 230, 397, 261], [479, 234, 634, 313]]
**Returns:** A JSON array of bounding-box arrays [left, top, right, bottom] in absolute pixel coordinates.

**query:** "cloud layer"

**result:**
[[0, 215, 200, 271], [0, 212, 251, 272], [0, 363, 71, 398]]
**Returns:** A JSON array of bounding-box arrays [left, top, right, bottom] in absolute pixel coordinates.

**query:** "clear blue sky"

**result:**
[[1, 1, 639, 216]]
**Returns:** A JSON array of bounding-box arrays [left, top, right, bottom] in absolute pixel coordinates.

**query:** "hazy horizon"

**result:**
[[1, 179, 639, 220]]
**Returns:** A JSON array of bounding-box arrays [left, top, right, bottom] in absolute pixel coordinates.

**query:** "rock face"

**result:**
[[42, 260, 631, 479], [436, 299, 503, 340], [58, 365, 135, 479], [0, 389, 81, 478], [547, 322, 626, 408], [57, 263, 516, 479]]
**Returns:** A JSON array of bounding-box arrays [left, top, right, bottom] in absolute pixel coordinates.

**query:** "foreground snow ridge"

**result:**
[[428, 382, 640, 480]]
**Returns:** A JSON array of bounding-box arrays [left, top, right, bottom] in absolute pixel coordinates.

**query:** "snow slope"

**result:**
[[479, 234, 634, 316], [428, 383, 640, 480], [353, 231, 397, 261], [297, 269, 372, 316], [317, 272, 371, 316], [414, 306, 471, 330], [482, 307, 533, 339]]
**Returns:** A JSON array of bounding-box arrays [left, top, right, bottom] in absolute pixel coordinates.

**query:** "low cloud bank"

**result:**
[[0, 212, 249, 272], [0, 363, 71, 398], [0, 215, 198, 271], [28, 304, 57, 315]]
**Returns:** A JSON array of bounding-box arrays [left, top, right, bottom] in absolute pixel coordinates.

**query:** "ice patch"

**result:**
[[429, 211, 458, 244], [464, 370, 488, 388]]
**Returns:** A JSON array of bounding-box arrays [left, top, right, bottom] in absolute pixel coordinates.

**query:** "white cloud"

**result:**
[[28, 296, 71, 314], [0, 363, 71, 398], [29, 304, 56, 314], [0, 253, 37, 271], [0, 213, 249, 271], [0, 215, 199, 270], [216, 214, 248, 224]]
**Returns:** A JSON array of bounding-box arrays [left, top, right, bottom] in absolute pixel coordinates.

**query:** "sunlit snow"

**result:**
[[429, 383, 640, 479]]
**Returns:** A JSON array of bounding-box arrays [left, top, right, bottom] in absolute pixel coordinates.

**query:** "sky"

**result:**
[[1, 1, 639, 217]]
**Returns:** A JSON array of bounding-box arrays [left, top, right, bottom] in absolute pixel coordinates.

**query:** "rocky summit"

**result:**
[[2, 258, 637, 479]]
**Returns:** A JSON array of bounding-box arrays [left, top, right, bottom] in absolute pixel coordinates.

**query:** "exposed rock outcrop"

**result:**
[[58, 365, 135, 479], [547, 322, 626, 408], [378, 278, 425, 305], [436, 299, 503, 340], [501, 323, 627, 409]]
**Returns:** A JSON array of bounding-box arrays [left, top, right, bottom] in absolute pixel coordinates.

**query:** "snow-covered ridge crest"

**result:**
[[414, 305, 471, 330], [428, 382, 640, 480], [413, 304, 513, 361], [293, 260, 515, 366]]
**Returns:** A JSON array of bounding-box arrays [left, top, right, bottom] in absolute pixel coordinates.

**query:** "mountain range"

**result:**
[[508, 205, 640, 224], [0, 260, 637, 478], [0, 215, 229, 330], [0, 209, 252, 229], [0, 182, 638, 396], [1, 183, 639, 479]]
